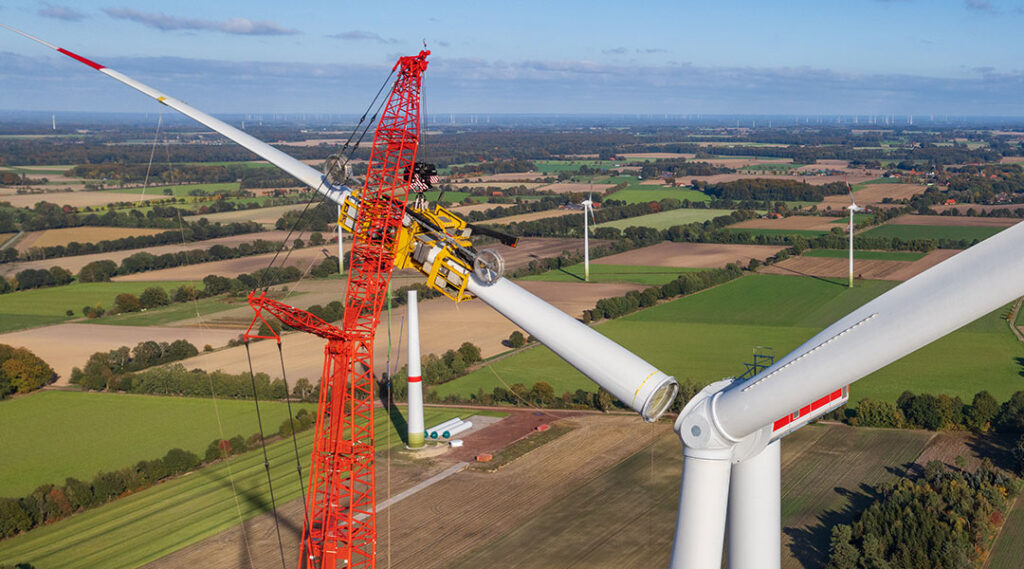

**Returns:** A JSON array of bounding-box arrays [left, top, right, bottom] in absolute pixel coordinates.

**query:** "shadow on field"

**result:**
[[761, 263, 848, 288], [556, 267, 585, 281], [204, 466, 304, 569], [783, 483, 881, 568], [1015, 356, 1024, 377], [966, 433, 1017, 472], [386, 399, 409, 447]]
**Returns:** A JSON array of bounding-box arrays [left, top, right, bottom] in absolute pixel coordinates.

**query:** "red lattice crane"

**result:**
[[248, 50, 429, 569]]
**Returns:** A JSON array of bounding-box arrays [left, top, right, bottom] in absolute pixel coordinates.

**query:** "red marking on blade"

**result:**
[[57, 48, 104, 71]]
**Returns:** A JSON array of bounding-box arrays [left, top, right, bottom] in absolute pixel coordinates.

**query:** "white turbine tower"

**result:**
[[406, 290, 425, 449], [580, 193, 596, 281], [846, 184, 866, 287], [26, 25, 1024, 568]]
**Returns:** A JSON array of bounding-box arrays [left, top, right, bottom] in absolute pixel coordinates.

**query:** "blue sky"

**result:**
[[1, 0, 1023, 116]]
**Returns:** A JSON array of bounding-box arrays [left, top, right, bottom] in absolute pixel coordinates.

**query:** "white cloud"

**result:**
[[102, 7, 299, 35], [327, 30, 397, 44], [39, 2, 86, 21]]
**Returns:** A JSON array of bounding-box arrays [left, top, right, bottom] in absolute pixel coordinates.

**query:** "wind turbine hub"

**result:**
[[675, 378, 773, 463], [473, 248, 505, 285]]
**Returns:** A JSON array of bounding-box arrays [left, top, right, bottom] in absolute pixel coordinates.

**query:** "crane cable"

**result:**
[[255, 66, 396, 291], [243, 340, 289, 569]]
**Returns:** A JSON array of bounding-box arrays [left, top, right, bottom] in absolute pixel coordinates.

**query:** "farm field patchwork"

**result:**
[[859, 223, 1005, 243], [0, 406, 488, 569], [598, 208, 735, 230], [434, 274, 1024, 404], [987, 495, 1024, 569], [521, 263, 704, 285]]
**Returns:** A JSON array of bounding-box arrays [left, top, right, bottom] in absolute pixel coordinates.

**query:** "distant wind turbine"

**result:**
[[580, 193, 596, 282], [846, 183, 866, 287]]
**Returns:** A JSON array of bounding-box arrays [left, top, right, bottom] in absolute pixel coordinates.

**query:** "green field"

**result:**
[[0, 391, 316, 497], [434, 274, 1024, 404], [829, 213, 872, 224], [803, 249, 927, 261], [604, 187, 712, 204], [0, 404, 491, 569], [534, 160, 618, 173], [104, 182, 242, 197], [727, 227, 829, 238], [598, 208, 735, 231], [91, 296, 245, 327], [987, 495, 1024, 569], [0, 281, 189, 333], [450, 424, 932, 569], [521, 263, 704, 285], [859, 223, 1005, 244]]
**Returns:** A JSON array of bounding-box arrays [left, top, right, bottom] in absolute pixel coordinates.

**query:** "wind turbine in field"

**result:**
[[846, 183, 866, 287], [12, 23, 1024, 569], [580, 193, 596, 281]]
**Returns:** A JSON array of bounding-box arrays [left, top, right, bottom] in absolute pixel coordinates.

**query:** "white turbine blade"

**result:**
[[715, 220, 1024, 440], [466, 276, 678, 421], [2, 24, 351, 204], [727, 441, 781, 569], [588, 203, 597, 229]]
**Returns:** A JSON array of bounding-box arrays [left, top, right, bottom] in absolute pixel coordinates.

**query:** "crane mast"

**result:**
[[295, 50, 428, 569]]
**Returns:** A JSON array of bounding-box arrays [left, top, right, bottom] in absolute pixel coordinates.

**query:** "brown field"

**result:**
[[731, 215, 845, 231], [449, 182, 545, 191], [0, 190, 166, 209], [142, 419, 970, 569], [0, 231, 297, 278], [532, 182, 616, 194], [183, 203, 307, 226], [761, 249, 960, 282], [449, 202, 511, 215], [177, 278, 643, 382], [595, 242, 786, 268], [19, 227, 170, 249], [700, 157, 791, 168], [890, 214, 1020, 227], [112, 245, 326, 282], [822, 183, 926, 209], [1000, 156, 1024, 163], [0, 323, 241, 384]]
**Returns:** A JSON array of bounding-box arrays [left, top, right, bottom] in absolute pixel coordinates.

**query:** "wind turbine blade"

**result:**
[[714, 221, 1024, 440], [1, 24, 351, 204], [588, 204, 597, 229], [466, 276, 677, 421]]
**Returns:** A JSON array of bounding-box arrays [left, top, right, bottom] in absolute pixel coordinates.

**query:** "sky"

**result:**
[[0, 0, 1023, 116]]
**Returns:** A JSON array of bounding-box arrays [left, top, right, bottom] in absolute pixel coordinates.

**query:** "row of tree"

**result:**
[[848, 390, 1024, 434], [69, 340, 201, 391], [0, 447, 201, 539]]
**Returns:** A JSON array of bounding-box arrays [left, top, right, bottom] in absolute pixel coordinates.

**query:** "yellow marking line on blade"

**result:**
[[632, 370, 659, 405]]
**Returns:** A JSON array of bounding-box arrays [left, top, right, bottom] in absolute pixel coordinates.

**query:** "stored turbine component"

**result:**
[[443, 421, 473, 438], [406, 290, 425, 449], [427, 418, 463, 439], [472, 249, 504, 284]]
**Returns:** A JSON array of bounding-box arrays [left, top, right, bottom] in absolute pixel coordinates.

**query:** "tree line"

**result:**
[[3, 220, 261, 264]]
